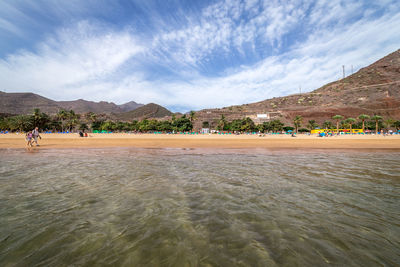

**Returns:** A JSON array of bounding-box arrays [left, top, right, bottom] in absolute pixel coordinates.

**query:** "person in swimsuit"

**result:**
[[26, 131, 33, 147]]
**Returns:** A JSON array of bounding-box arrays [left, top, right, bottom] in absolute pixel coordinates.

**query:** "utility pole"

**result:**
[[342, 65, 345, 79], [299, 85, 301, 94], [351, 65, 353, 75]]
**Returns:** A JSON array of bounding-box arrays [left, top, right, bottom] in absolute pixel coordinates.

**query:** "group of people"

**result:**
[[79, 131, 89, 137], [25, 127, 41, 147]]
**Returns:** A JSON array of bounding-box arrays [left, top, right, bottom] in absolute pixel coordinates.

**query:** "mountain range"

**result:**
[[1, 49, 399, 125], [0, 92, 144, 115], [113, 103, 173, 121]]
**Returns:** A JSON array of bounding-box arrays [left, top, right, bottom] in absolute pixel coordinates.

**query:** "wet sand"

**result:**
[[1, 133, 400, 149]]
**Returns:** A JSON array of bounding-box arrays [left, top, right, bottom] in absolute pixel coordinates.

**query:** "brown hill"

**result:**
[[58, 99, 123, 114], [118, 101, 144, 112], [0, 91, 61, 114], [193, 49, 400, 129], [0, 92, 144, 114], [114, 103, 173, 121], [58, 99, 143, 114]]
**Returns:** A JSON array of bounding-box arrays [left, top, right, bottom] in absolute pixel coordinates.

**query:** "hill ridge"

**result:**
[[114, 103, 173, 121], [0, 92, 144, 115], [192, 49, 400, 129], [1, 49, 399, 125]]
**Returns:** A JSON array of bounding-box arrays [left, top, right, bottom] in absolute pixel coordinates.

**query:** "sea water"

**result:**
[[0, 148, 399, 266]]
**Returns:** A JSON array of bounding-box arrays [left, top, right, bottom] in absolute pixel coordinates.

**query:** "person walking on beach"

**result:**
[[32, 127, 41, 146], [26, 131, 33, 147]]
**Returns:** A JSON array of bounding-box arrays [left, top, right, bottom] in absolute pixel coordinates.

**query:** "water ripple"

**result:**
[[0, 148, 399, 266]]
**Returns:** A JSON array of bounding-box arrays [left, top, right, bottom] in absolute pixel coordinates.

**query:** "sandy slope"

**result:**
[[1, 133, 400, 150]]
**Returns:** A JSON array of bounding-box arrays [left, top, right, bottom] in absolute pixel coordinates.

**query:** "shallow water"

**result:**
[[0, 148, 399, 266]]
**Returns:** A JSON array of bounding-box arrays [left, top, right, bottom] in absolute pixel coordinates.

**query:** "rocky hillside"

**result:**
[[118, 101, 144, 112], [114, 103, 173, 121], [192, 49, 400, 129], [0, 92, 143, 115], [58, 99, 123, 114], [0, 92, 60, 114]]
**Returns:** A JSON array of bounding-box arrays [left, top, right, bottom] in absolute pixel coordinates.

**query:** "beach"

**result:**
[[1, 133, 400, 149]]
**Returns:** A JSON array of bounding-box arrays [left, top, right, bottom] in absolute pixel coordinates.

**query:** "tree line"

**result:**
[[0, 109, 193, 133], [212, 115, 288, 133], [0, 108, 399, 133], [308, 114, 400, 134], [209, 114, 400, 133]]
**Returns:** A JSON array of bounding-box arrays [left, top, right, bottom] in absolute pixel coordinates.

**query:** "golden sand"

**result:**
[[1, 133, 400, 149]]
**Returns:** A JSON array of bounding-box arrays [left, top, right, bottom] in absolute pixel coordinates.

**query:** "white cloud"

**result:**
[[0, 0, 399, 113], [0, 21, 144, 98], [0, 1, 36, 38], [0, 17, 23, 36], [135, 8, 400, 111], [150, 0, 312, 68]]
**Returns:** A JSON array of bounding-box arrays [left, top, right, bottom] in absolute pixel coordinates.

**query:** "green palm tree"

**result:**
[[85, 112, 96, 121], [307, 120, 318, 130], [79, 123, 88, 131], [217, 114, 227, 131], [371, 115, 383, 134], [33, 108, 41, 127], [11, 115, 25, 132], [345, 118, 356, 134], [358, 114, 370, 133], [67, 118, 79, 131], [68, 110, 76, 119], [322, 120, 333, 130], [332, 115, 344, 134], [189, 111, 196, 123], [270, 119, 284, 132], [67, 110, 78, 131], [383, 118, 394, 131], [85, 112, 97, 131], [393, 121, 400, 131], [293, 115, 302, 133], [57, 109, 68, 132]]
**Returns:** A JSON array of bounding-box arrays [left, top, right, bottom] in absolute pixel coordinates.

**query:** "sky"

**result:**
[[0, 0, 399, 112]]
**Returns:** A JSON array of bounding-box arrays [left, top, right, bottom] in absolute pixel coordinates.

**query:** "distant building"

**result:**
[[248, 112, 281, 124], [257, 114, 269, 119], [201, 128, 210, 134]]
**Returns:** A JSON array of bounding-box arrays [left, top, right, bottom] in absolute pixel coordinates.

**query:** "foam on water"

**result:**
[[1, 148, 399, 266]]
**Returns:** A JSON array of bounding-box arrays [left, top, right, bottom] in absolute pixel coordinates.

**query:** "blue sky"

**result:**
[[0, 0, 399, 112]]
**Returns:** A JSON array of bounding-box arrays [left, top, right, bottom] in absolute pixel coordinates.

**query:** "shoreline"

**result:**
[[1, 133, 400, 150]]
